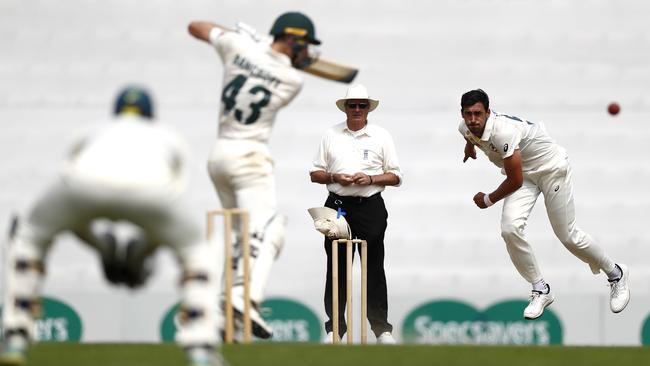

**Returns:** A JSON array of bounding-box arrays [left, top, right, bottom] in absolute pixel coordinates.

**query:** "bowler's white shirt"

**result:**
[[310, 122, 403, 197], [458, 111, 567, 175]]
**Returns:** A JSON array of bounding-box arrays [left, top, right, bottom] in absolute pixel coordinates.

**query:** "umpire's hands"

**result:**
[[352, 172, 372, 186], [333, 173, 354, 186]]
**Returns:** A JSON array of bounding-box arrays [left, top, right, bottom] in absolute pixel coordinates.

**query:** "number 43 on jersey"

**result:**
[[221, 75, 271, 125]]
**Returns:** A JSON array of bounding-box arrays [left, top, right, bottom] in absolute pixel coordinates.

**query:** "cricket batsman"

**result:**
[[188, 11, 322, 339]]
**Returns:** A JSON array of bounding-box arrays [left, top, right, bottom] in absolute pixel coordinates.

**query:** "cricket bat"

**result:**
[[234, 22, 358, 83], [302, 58, 358, 83]]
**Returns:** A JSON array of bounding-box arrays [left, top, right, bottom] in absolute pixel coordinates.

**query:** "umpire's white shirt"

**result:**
[[458, 111, 568, 175], [310, 121, 403, 197]]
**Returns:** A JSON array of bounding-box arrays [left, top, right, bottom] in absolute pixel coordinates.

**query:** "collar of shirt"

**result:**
[[480, 111, 496, 141], [267, 44, 292, 66], [342, 122, 372, 138]]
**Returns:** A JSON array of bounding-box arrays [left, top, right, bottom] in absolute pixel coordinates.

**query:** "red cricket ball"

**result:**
[[608, 102, 620, 116]]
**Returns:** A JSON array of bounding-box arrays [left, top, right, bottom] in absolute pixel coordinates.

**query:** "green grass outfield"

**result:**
[[24, 343, 649, 366]]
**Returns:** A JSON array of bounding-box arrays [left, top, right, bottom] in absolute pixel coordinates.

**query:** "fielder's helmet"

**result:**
[[269, 12, 321, 45], [114, 86, 153, 119]]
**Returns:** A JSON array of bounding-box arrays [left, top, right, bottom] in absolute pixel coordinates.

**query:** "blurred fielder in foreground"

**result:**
[[188, 11, 323, 339], [0, 87, 223, 366], [459, 89, 630, 319]]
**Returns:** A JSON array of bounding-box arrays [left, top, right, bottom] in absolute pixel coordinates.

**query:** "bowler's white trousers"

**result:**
[[500, 162, 615, 283]]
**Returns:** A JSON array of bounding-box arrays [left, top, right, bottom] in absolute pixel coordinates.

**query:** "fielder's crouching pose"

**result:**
[[73, 220, 155, 290], [0, 87, 223, 366], [458, 89, 630, 320]]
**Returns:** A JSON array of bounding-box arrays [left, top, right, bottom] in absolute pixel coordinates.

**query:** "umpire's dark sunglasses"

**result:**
[[346, 102, 369, 109]]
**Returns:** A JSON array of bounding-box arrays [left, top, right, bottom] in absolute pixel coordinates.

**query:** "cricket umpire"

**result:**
[[309, 84, 402, 344]]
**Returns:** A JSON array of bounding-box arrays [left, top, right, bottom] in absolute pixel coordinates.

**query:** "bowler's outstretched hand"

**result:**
[[463, 142, 477, 163]]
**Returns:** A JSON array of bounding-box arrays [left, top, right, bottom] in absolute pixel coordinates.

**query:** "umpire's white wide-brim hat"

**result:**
[[336, 84, 379, 113], [308, 207, 352, 240]]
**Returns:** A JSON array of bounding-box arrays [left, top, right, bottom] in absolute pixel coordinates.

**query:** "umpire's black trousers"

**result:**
[[323, 192, 392, 338]]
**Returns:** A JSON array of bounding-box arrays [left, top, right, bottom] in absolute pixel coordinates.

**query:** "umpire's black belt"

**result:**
[[328, 192, 382, 204]]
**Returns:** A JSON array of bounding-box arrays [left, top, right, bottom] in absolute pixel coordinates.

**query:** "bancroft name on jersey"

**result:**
[[233, 54, 282, 89]]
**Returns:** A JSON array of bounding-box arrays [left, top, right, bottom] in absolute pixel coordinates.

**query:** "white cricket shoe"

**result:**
[[324, 331, 334, 344], [186, 346, 228, 366], [0, 331, 28, 366], [377, 332, 396, 345], [230, 295, 273, 339], [609, 264, 630, 313], [523, 287, 554, 320], [324, 331, 346, 344]]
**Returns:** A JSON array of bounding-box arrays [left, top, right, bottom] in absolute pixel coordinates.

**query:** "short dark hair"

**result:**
[[461, 89, 489, 111]]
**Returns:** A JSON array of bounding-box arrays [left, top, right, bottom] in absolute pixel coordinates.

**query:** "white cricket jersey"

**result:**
[[310, 122, 403, 197], [210, 28, 303, 143], [458, 111, 567, 174], [62, 115, 190, 193]]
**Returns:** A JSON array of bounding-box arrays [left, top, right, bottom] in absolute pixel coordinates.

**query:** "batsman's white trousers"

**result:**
[[207, 139, 286, 304], [2, 177, 220, 347], [500, 162, 615, 283]]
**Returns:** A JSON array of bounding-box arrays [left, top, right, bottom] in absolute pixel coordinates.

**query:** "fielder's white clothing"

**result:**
[[63, 117, 188, 195], [206, 28, 302, 303], [2, 116, 220, 347], [310, 122, 403, 197], [459, 111, 615, 283]]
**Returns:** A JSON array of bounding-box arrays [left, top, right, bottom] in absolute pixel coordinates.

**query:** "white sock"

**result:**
[[606, 264, 622, 281], [532, 279, 549, 293]]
